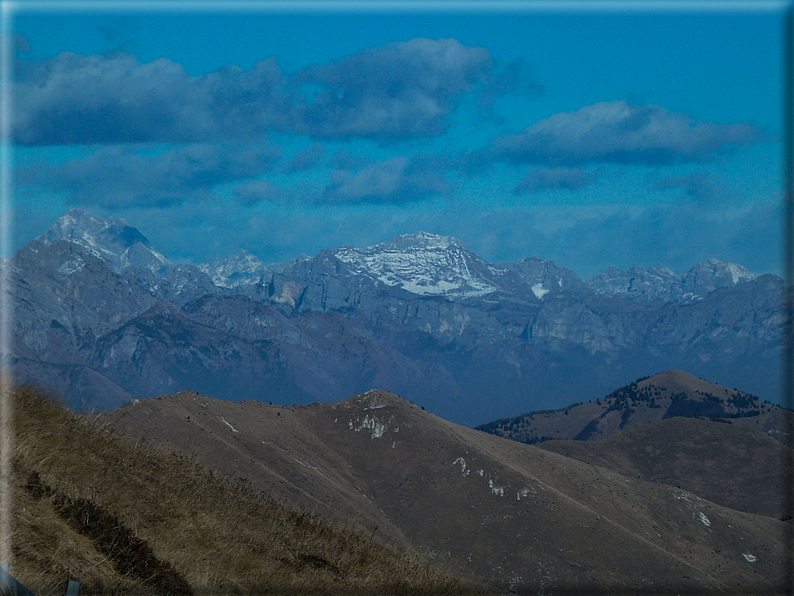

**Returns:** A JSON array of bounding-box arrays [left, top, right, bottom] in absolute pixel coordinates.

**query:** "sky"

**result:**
[[7, 1, 790, 279]]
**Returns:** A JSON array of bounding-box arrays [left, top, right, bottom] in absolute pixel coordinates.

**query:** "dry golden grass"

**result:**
[[9, 385, 485, 595]]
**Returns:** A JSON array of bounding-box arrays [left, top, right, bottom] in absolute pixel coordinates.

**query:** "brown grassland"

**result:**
[[8, 385, 485, 595]]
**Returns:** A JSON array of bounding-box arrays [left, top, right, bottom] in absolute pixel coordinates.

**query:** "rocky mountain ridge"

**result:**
[[6, 209, 786, 424]]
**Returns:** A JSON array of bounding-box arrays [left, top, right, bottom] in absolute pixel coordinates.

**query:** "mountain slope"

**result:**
[[12, 386, 482, 595], [539, 416, 792, 520], [98, 388, 790, 593]]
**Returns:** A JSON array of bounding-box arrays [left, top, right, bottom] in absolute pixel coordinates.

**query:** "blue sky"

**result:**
[[8, 2, 788, 278]]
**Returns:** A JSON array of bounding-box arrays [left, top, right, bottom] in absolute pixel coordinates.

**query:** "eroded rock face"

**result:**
[[586, 259, 760, 303], [9, 211, 786, 424]]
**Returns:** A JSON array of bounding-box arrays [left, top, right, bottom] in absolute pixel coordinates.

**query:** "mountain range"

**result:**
[[5, 209, 786, 425]]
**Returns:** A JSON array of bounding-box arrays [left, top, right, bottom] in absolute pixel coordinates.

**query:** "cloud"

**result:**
[[18, 143, 281, 208], [651, 170, 737, 205], [471, 101, 764, 168], [328, 150, 371, 170], [231, 180, 289, 206], [435, 200, 781, 279], [297, 38, 493, 140], [15, 38, 537, 146], [320, 156, 450, 205], [283, 143, 325, 172], [13, 51, 295, 145], [513, 166, 598, 195]]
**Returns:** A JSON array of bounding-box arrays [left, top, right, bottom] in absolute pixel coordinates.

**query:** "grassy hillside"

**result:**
[[98, 387, 790, 593], [9, 385, 484, 595], [539, 416, 793, 520]]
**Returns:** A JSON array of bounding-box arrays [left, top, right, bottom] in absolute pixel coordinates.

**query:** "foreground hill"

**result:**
[[477, 370, 791, 444], [539, 416, 793, 520], [98, 387, 789, 593], [11, 386, 480, 595]]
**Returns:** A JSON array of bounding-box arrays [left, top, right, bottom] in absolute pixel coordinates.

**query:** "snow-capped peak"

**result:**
[[197, 249, 269, 289], [378, 231, 466, 252], [698, 258, 757, 285], [40, 209, 170, 274], [331, 232, 506, 298]]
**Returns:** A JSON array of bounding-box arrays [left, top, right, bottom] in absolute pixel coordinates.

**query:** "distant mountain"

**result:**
[[97, 386, 790, 593], [39, 208, 170, 273], [8, 210, 786, 424], [586, 259, 759, 302], [329, 232, 510, 298], [476, 370, 792, 444], [197, 249, 271, 289]]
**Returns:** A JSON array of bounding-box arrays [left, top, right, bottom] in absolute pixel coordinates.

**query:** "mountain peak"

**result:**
[[197, 248, 268, 288], [689, 259, 757, 286], [41, 209, 169, 273], [331, 233, 505, 298], [379, 231, 466, 252]]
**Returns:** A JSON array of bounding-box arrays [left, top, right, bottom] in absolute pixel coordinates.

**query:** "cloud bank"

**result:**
[[513, 166, 598, 195], [18, 143, 281, 207], [15, 38, 534, 146], [14, 53, 294, 145], [321, 156, 450, 205], [651, 170, 737, 205], [473, 101, 763, 168]]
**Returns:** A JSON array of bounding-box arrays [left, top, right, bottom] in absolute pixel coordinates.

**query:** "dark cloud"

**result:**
[[16, 38, 536, 146], [470, 101, 764, 169], [231, 180, 289, 206], [513, 166, 597, 195], [320, 156, 450, 205], [283, 143, 325, 172], [477, 58, 544, 123], [292, 37, 493, 140], [651, 170, 736, 205], [328, 150, 372, 170], [17, 143, 281, 208], [13, 51, 295, 145], [11, 33, 30, 54]]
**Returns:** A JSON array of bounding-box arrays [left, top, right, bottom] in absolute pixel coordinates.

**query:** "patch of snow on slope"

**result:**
[[489, 479, 505, 497], [725, 262, 756, 284], [57, 255, 86, 276], [531, 283, 549, 299], [349, 414, 387, 438], [218, 416, 238, 433]]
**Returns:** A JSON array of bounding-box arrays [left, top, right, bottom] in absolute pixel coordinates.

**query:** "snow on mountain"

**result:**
[[503, 257, 586, 298], [683, 259, 758, 295], [197, 249, 269, 289], [331, 232, 508, 298], [588, 259, 758, 302], [39, 209, 170, 274]]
